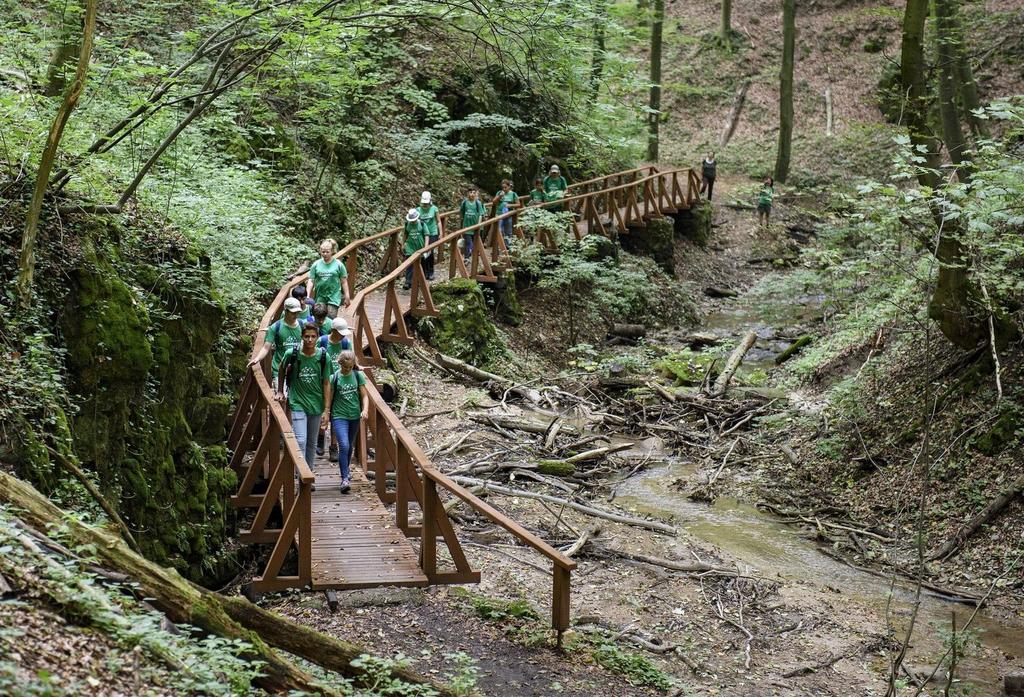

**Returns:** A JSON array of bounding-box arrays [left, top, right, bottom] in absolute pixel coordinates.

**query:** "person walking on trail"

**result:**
[[491, 179, 520, 244], [459, 187, 485, 261], [277, 323, 330, 488], [418, 191, 442, 281], [529, 177, 548, 208], [249, 295, 306, 386], [308, 302, 332, 337], [757, 176, 774, 227], [403, 208, 427, 290], [701, 152, 717, 201], [542, 165, 568, 211], [307, 238, 350, 317], [326, 349, 368, 494], [318, 317, 353, 462]]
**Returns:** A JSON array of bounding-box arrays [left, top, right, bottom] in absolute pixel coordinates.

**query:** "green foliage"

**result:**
[[462, 591, 539, 624], [416, 278, 513, 371], [342, 655, 439, 697], [589, 641, 675, 690], [655, 348, 716, 386]]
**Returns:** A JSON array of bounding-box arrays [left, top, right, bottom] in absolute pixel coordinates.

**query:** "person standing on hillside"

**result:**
[[402, 208, 427, 290], [326, 350, 368, 494], [278, 323, 330, 484], [700, 152, 717, 200], [459, 187, 486, 261], [249, 295, 306, 387], [543, 165, 568, 212], [418, 191, 442, 281], [491, 179, 520, 244], [757, 176, 774, 227], [318, 317, 353, 463], [307, 238, 349, 317]]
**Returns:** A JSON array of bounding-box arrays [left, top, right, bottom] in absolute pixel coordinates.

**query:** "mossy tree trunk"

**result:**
[[591, 0, 607, 100], [646, 0, 664, 161], [721, 0, 733, 51], [774, 0, 795, 183], [935, 0, 971, 180], [943, 0, 988, 139], [17, 0, 97, 309], [901, 0, 983, 349]]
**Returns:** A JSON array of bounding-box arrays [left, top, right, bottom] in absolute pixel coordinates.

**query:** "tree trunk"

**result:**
[[719, 79, 750, 149], [44, 37, 80, 97], [721, 0, 733, 51], [943, 0, 988, 138], [901, 0, 984, 349], [935, 0, 971, 180], [16, 0, 97, 309], [590, 0, 607, 100], [709, 330, 757, 397], [646, 0, 664, 161], [774, 0, 796, 183], [0, 471, 453, 696]]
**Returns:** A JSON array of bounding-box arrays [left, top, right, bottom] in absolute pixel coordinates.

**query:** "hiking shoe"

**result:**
[[340, 478, 351, 494], [329, 444, 338, 462]]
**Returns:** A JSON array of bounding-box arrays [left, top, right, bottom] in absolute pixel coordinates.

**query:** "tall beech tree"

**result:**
[[773, 0, 795, 182], [935, 0, 971, 177], [647, 0, 664, 161], [721, 0, 733, 51], [900, 0, 984, 348]]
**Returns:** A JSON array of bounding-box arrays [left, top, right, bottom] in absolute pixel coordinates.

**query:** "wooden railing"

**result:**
[[227, 165, 701, 632]]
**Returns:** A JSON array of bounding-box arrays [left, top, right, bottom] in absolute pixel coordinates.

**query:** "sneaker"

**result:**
[[340, 478, 351, 494], [329, 444, 338, 462]]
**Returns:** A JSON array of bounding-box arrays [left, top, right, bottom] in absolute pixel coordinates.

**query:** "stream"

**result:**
[[615, 271, 1024, 693]]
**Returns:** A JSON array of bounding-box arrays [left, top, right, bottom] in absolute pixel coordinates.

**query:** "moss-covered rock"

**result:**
[[972, 402, 1022, 455], [672, 201, 712, 247], [489, 270, 524, 326], [416, 278, 511, 370], [620, 217, 675, 274]]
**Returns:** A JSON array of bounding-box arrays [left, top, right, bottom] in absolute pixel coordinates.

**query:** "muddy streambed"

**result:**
[[612, 271, 1024, 692]]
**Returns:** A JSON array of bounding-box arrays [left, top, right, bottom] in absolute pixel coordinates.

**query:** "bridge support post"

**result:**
[[552, 565, 570, 644]]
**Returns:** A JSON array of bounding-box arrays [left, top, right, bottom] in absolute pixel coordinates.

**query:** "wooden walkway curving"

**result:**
[[227, 166, 701, 633]]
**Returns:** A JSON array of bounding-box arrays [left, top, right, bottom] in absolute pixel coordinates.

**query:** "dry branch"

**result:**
[[708, 330, 757, 397]]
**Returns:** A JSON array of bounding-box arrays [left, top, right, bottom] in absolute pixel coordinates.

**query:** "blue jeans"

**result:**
[[499, 209, 513, 242], [463, 233, 474, 260], [291, 411, 320, 471], [331, 418, 360, 480]]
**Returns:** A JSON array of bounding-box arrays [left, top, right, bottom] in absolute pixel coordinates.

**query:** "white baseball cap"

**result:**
[[420, 191, 431, 204], [406, 208, 420, 222], [331, 317, 352, 336], [283, 297, 303, 314], [549, 164, 560, 174]]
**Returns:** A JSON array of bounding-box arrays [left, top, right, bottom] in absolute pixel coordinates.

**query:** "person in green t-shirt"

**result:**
[[249, 296, 306, 385], [418, 192, 443, 281], [311, 303, 332, 337], [459, 187, 486, 261], [543, 165, 568, 212], [757, 177, 774, 227], [317, 317, 353, 463], [529, 177, 549, 209], [492, 179, 520, 244], [306, 238, 350, 317], [278, 286, 312, 324], [277, 324, 330, 479], [326, 350, 368, 493], [403, 208, 427, 290]]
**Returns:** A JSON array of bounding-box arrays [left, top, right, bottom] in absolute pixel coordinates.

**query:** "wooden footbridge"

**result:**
[[227, 166, 702, 633]]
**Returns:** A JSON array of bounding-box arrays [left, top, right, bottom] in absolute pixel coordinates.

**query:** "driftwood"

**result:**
[[929, 473, 1024, 561], [682, 332, 722, 349], [536, 443, 632, 476], [450, 475, 678, 535], [0, 471, 454, 696], [708, 330, 758, 397], [647, 381, 677, 403], [469, 413, 580, 437], [719, 79, 750, 149], [774, 335, 811, 365], [373, 368, 401, 403], [597, 376, 645, 389], [434, 352, 541, 403], [592, 543, 741, 576], [703, 286, 739, 298], [563, 525, 601, 557]]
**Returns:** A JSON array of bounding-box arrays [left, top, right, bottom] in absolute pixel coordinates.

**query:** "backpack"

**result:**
[[318, 335, 352, 350], [283, 347, 326, 389]]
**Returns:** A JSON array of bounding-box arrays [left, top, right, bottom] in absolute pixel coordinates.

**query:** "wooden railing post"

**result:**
[[346, 252, 357, 298], [298, 481, 312, 584], [421, 477, 438, 578], [552, 565, 571, 639]]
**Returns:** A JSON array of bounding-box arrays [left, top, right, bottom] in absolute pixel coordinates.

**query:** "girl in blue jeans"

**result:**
[[325, 350, 368, 494]]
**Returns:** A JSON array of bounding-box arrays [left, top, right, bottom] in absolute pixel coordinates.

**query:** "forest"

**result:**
[[0, 0, 1023, 694]]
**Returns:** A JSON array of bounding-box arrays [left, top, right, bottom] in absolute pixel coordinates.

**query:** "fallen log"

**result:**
[[682, 332, 722, 349], [774, 335, 812, 365], [708, 330, 758, 397], [372, 368, 401, 403], [536, 443, 632, 477], [434, 352, 541, 403], [703, 286, 739, 298], [0, 471, 454, 696], [719, 79, 750, 149], [450, 475, 678, 535], [597, 376, 645, 389], [647, 381, 677, 403], [563, 525, 601, 557], [609, 323, 646, 339], [929, 473, 1024, 561], [469, 413, 580, 437], [593, 544, 740, 575]]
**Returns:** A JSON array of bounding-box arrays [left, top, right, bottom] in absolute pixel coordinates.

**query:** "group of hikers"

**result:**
[[400, 164, 569, 289], [248, 238, 365, 494], [243, 157, 776, 495], [700, 151, 775, 226]]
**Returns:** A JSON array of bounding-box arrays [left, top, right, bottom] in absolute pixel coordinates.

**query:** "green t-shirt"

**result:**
[[404, 220, 426, 255], [330, 369, 367, 420], [309, 258, 347, 307], [460, 198, 485, 230], [418, 204, 440, 237], [266, 320, 303, 375], [494, 189, 519, 212], [529, 188, 548, 205], [758, 186, 774, 207], [282, 347, 329, 415], [543, 175, 567, 195], [319, 334, 352, 364]]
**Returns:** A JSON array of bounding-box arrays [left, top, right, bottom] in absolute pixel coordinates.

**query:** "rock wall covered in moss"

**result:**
[[416, 278, 511, 370]]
